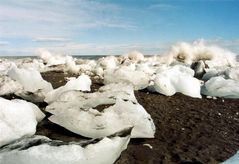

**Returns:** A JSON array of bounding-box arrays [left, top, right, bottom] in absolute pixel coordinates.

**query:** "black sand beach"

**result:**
[[37, 71, 239, 164]]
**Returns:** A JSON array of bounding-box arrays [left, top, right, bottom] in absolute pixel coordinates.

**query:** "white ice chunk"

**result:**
[[48, 100, 155, 138], [0, 76, 23, 96], [45, 74, 91, 103], [7, 65, 53, 93], [104, 66, 150, 90], [46, 83, 155, 138], [151, 65, 202, 98], [7, 65, 53, 102], [0, 98, 45, 147], [0, 132, 130, 164], [201, 76, 239, 98]]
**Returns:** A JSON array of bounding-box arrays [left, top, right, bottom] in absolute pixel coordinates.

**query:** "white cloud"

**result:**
[[33, 37, 69, 42], [0, 0, 134, 38]]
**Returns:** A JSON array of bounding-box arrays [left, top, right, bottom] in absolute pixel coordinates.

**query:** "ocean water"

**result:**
[[0, 55, 106, 60]]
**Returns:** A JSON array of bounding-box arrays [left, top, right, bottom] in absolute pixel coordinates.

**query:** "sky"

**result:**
[[0, 0, 239, 56]]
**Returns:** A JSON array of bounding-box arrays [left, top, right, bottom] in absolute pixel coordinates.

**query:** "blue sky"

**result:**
[[0, 0, 239, 56]]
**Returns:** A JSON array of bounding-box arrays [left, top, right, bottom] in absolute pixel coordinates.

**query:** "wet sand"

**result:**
[[38, 71, 239, 164]]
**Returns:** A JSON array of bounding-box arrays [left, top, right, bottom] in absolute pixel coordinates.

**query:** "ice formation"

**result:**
[[7, 65, 53, 102], [201, 76, 239, 98], [45, 74, 91, 103], [46, 83, 155, 138], [0, 129, 131, 164], [0, 98, 45, 147], [150, 65, 202, 98]]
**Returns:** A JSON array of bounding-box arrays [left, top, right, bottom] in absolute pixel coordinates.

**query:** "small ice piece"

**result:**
[[0, 98, 45, 147], [201, 76, 239, 98], [104, 66, 150, 90], [151, 65, 202, 98], [45, 74, 91, 103], [222, 150, 239, 164], [46, 83, 155, 138], [0, 129, 131, 164]]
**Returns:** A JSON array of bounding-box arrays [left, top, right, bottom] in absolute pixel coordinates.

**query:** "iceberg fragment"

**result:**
[[46, 83, 155, 138], [201, 76, 239, 98], [0, 129, 131, 164], [150, 65, 202, 98], [0, 98, 45, 147]]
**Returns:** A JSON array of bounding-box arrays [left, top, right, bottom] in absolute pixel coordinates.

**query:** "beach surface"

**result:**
[[36, 71, 239, 164]]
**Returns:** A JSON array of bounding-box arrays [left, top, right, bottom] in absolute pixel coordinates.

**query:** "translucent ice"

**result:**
[[46, 83, 155, 138], [0, 130, 131, 164], [150, 65, 202, 98]]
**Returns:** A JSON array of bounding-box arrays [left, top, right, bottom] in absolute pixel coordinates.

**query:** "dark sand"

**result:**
[[38, 71, 239, 164]]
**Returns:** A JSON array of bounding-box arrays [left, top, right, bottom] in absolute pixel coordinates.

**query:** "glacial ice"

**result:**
[[0, 98, 45, 147], [46, 83, 155, 138], [104, 66, 150, 90], [0, 132, 130, 164], [7, 65, 53, 102], [201, 76, 239, 98], [150, 65, 202, 98], [45, 74, 91, 103]]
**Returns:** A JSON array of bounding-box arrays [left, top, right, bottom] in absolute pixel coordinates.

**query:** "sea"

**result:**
[[0, 55, 106, 60]]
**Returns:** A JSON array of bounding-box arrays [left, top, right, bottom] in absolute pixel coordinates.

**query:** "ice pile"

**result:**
[[149, 65, 202, 98], [46, 83, 155, 138], [45, 74, 92, 103], [0, 98, 45, 147], [0, 129, 131, 164]]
